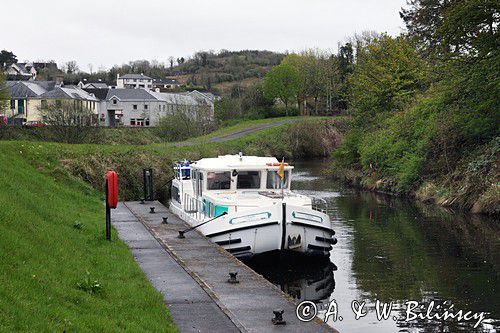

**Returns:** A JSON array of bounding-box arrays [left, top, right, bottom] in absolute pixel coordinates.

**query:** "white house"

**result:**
[[116, 73, 153, 89], [77, 80, 109, 89], [99, 88, 214, 127], [5, 63, 37, 80], [153, 78, 181, 90], [5, 80, 100, 125]]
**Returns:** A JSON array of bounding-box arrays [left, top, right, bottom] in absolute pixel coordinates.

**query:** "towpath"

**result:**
[[173, 117, 311, 147]]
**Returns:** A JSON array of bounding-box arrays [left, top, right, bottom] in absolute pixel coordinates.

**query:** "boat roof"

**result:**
[[191, 155, 293, 171]]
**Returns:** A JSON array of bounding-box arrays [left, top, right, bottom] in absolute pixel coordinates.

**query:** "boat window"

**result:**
[[207, 172, 231, 190], [266, 170, 289, 189], [171, 184, 180, 203], [198, 172, 203, 196], [237, 171, 261, 189]]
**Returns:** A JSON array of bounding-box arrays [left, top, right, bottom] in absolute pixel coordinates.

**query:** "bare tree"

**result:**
[[64, 61, 79, 74], [168, 56, 175, 69], [38, 100, 101, 143]]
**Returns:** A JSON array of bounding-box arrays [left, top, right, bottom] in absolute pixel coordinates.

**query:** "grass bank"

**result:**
[[1, 117, 345, 203], [329, 119, 499, 216], [0, 117, 309, 145], [0, 145, 176, 331]]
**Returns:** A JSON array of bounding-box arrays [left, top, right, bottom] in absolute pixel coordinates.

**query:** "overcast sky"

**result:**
[[4, 0, 407, 71]]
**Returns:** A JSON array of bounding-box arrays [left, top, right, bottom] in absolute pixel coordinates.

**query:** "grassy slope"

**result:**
[[0, 145, 176, 332], [0, 117, 310, 146]]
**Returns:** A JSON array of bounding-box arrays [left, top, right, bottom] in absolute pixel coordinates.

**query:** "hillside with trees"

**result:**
[[163, 50, 284, 94]]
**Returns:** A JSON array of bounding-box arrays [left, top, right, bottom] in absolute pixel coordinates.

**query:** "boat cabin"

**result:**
[[172, 155, 296, 218]]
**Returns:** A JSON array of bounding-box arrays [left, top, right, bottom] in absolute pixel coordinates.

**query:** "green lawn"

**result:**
[[0, 145, 176, 332]]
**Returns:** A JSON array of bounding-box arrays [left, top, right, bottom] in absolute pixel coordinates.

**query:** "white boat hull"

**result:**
[[170, 201, 336, 258]]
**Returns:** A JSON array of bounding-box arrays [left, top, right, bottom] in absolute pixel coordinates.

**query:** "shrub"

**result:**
[[76, 271, 102, 295], [155, 111, 207, 142], [38, 100, 102, 144]]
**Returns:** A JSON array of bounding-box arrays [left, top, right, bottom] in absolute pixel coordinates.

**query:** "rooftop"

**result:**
[[106, 88, 157, 101], [193, 155, 293, 171], [119, 73, 152, 80], [154, 78, 180, 85], [39, 86, 99, 101]]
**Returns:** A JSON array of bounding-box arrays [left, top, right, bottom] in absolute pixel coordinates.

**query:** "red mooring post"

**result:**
[[106, 171, 118, 241]]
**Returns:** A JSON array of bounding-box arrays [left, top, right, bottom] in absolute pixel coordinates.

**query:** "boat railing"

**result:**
[[312, 197, 328, 214], [183, 193, 208, 221]]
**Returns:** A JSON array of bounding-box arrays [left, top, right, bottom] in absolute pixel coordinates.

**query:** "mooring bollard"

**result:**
[[162, 217, 168, 224], [177, 230, 185, 238], [143, 168, 154, 201], [150, 207, 155, 214], [272, 309, 286, 325], [227, 272, 239, 284], [140, 198, 145, 204]]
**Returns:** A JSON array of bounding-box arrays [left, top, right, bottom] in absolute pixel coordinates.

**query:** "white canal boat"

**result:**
[[170, 154, 337, 258]]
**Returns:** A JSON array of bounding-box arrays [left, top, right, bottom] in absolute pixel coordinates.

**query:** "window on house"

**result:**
[[144, 104, 148, 110], [55, 100, 62, 108], [10, 100, 15, 109], [133, 104, 137, 110], [145, 118, 150, 126], [207, 172, 231, 190], [130, 119, 136, 126], [17, 99, 24, 114], [237, 171, 261, 189], [41, 100, 47, 109], [113, 99, 117, 105]]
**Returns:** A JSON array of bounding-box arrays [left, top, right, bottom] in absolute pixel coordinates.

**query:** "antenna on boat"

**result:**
[[239, 151, 243, 161]]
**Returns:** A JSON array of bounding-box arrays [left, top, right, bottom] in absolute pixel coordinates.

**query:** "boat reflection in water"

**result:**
[[245, 253, 336, 303]]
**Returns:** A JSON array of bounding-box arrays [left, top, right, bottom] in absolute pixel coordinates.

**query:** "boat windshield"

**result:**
[[207, 171, 231, 190], [266, 170, 289, 189], [237, 171, 261, 189]]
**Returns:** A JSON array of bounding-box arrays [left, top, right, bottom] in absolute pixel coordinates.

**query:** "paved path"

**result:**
[[173, 118, 310, 147], [111, 202, 239, 332], [112, 201, 335, 333]]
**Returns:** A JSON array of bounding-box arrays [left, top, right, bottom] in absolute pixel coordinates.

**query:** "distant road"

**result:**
[[173, 117, 311, 147]]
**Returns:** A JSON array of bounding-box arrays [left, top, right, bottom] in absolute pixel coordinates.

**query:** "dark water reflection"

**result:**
[[245, 160, 499, 332]]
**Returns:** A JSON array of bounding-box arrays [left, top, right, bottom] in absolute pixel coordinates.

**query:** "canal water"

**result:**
[[245, 160, 499, 333]]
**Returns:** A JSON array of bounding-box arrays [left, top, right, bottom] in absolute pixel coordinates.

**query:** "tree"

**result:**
[[155, 111, 203, 141], [400, 0, 499, 58], [38, 100, 101, 143], [0, 50, 17, 69], [214, 98, 242, 123], [349, 34, 427, 123], [262, 62, 301, 115], [168, 56, 174, 68], [0, 72, 8, 115], [337, 43, 354, 109], [63, 61, 79, 74], [281, 51, 338, 115]]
